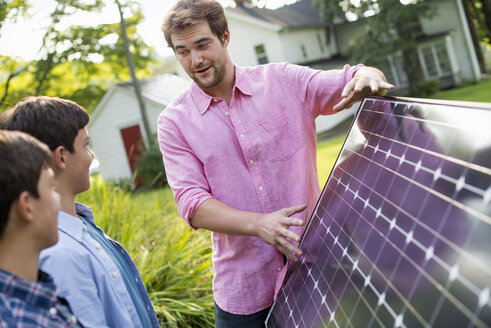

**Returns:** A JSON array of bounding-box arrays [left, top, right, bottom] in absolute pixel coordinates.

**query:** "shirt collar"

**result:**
[[191, 63, 252, 115], [75, 202, 95, 225], [57, 210, 84, 242]]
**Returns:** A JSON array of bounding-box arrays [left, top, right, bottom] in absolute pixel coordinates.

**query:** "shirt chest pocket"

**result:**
[[257, 118, 302, 161]]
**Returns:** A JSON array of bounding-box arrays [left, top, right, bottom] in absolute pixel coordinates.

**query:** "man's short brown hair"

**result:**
[[0, 96, 89, 152], [162, 0, 228, 50], [0, 130, 52, 238]]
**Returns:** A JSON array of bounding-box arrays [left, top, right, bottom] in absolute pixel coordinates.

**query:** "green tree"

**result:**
[[313, 0, 435, 95], [0, 0, 156, 113], [0, 0, 29, 33]]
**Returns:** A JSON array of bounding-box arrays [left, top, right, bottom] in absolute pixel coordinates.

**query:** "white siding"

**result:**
[[89, 87, 165, 181], [227, 17, 285, 66], [315, 104, 358, 133], [279, 28, 332, 64], [420, 0, 480, 80]]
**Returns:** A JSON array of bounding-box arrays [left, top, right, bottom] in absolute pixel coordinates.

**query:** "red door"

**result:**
[[120, 125, 145, 174]]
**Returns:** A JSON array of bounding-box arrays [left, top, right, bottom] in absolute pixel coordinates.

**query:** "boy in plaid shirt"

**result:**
[[0, 130, 82, 327]]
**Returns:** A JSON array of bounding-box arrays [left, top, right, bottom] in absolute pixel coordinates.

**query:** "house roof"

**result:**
[[227, 0, 326, 29], [89, 74, 190, 129], [118, 74, 190, 105]]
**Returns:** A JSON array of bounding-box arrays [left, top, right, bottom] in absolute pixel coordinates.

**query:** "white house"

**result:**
[[88, 74, 190, 181], [90, 0, 483, 181], [226, 0, 482, 87], [222, 0, 483, 132]]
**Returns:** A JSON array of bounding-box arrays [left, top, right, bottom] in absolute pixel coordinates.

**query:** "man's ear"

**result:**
[[221, 29, 230, 48], [52, 146, 67, 171], [15, 191, 35, 224]]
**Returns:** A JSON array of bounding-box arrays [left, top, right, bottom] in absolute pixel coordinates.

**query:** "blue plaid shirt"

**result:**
[[0, 269, 82, 328]]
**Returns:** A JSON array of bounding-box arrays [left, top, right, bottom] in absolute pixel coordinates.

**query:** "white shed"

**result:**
[[88, 74, 190, 181]]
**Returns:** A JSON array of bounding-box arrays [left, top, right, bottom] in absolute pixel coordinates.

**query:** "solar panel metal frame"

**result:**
[[266, 95, 491, 328]]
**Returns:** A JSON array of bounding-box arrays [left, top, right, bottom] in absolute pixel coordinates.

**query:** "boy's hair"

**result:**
[[162, 0, 228, 50], [0, 96, 89, 152], [0, 130, 52, 237]]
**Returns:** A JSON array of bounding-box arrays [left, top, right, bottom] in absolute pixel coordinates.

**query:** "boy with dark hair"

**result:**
[[0, 96, 159, 328], [0, 130, 82, 327]]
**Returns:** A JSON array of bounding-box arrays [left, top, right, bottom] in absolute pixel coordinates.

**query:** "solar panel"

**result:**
[[266, 96, 491, 328]]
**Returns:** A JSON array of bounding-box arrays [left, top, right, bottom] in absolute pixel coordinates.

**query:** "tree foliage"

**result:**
[[0, 0, 29, 34], [313, 0, 435, 94], [0, 0, 157, 113]]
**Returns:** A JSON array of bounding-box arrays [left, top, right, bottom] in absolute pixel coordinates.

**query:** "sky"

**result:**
[[0, 0, 293, 61]]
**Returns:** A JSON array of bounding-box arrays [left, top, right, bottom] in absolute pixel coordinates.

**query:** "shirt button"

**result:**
[[127, 305, 132, 312], [249, 159, 254, 164], [95, 242, 101, 249], [49, 307, 57, 316], [259, 186, 264, 191], [225, 111, 230, 116], [70, 316, 78, 324], [213, 98, 218, 102], [277, 267, 282, 272], [240, 133, 245, 138], [112, 271, 118, 278]]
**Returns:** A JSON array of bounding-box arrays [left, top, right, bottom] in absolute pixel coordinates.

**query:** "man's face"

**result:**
[[172, 19, 230, 89], [64, 127, 94, 195], [31, 167, 60, 248]]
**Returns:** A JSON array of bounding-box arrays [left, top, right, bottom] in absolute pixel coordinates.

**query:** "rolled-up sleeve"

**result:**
[[157, 114, 213, 229], [281, 63, 364, 117]]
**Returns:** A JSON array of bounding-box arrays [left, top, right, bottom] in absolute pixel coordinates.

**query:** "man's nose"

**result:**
[[191, 50, 203, 66]]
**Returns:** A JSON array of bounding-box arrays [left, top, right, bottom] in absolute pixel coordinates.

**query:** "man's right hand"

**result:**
[[254, 204, 307, 262]]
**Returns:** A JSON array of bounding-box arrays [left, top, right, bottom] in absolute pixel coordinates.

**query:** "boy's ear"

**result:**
[[53, 146, 67, 170], [14, 191, 35, 224]]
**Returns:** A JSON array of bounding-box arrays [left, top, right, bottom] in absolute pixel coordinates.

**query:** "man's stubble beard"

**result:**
[[193, 52, 229, 90]]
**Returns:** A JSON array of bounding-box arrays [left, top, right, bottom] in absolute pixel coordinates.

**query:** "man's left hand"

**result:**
[[333, 67, 395, 112]]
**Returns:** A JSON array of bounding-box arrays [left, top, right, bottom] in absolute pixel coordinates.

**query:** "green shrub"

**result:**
[[135, 137, 167, 189], [77, 176, 214, 327], [414, 79, 439, 97]]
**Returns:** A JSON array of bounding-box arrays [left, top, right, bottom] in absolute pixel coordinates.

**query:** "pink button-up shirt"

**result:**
[[157, 62, 362, 315]]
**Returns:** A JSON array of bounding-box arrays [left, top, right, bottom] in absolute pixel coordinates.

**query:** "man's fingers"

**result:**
[[277, 245, 298, 262], [333, 94, 352, 112], [284, 204, 307, 217], [276, 239, 302, 261], [341, 78, 356, 98], [370, 79, 379, 93], [281, 227, 301, 242], [382, 82, 395, 90]]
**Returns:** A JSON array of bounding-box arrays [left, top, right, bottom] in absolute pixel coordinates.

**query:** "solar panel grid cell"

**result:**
[[267, 96, 491, 328]]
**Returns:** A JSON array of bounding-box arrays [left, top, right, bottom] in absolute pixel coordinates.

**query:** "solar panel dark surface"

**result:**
[[266, 96, 491, 328]]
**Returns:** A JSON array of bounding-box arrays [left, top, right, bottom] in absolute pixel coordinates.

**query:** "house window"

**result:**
[[317, 34, 325, 53], [420, 42, 452, 78], [422, 46, 438, 77], [408, 20, 424, 39], [382, 59, 396, 86], [435, 42, 452, 74], [393, 53, 408, 86], [255, 44, 269, 64], [301, 45, 307, 58], [383, 53, 408, 88]]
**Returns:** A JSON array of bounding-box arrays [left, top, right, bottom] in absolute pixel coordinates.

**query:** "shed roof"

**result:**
[[118, 74, 190, 105]]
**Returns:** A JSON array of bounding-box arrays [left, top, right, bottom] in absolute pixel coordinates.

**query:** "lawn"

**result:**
[[78, 78, 490, 327], [316, 134, 347, 187], [430, 78, 491, 103]]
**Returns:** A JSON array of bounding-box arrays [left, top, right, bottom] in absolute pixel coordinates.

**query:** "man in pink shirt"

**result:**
[[159, 0, 394, 326]]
